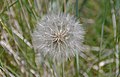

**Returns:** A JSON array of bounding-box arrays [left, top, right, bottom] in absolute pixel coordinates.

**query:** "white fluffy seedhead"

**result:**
[[32, 13, 85, 62]]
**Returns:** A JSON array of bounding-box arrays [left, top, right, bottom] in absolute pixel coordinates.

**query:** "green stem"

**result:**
[[76, 0, 78, 17], [76, 50, 80, 77], [62, 62, 65, 77]]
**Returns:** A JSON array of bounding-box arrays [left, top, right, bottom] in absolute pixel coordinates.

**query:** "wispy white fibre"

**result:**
[[32, 13, 85, 61]]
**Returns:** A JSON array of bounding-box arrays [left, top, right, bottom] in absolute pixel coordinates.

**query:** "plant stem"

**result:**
[[76, 50, 80, 77], [110, 0, 119, 77]]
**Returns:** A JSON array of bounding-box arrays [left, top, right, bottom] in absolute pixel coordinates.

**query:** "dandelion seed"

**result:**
[[32, 13, 85, 62]]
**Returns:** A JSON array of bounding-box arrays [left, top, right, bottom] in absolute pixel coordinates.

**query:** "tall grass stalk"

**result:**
[[64, 0, 66, 13], [76, 0, 78, 17], [0, 0, 18, 15], [18, 0, 31, 35], [110, 0, 119, 77], [99, 0, 107, 76], [53, 62, 59, 77], [99, 21, 104, 77], [75, 0, 80, 77], [62, 61, 65, 77], [75, 50, 80, 77]]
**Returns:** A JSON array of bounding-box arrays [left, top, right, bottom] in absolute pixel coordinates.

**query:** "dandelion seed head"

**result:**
[[32, 13, 85, 62]]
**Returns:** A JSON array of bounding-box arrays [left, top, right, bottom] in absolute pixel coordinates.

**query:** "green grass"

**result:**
[[0, 0, 120, 77]]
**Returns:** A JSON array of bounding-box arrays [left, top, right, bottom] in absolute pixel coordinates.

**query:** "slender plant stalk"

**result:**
[[76, 50, 80, 77], [110, 0, 119, 77], [63, 1, 66, 75], [27, 0, 37, 19], [18, 0, 31, 35], [0, 0, 18, 15], [76, 0, 78, 17], [99, 23, 104, 77], [62, 61, 65, 77], [75, 0, 80, 77], [99, 0, 107, 76], [64, 0, 66, 13], [63, 1, 66, 77], [53, 62, 59, 77]]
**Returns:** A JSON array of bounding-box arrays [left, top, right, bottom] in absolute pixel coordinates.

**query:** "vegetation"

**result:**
[[0, 0, 120, 77]]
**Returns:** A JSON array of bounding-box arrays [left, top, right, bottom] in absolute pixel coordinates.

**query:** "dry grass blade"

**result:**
[[0, 40, 20, 65]]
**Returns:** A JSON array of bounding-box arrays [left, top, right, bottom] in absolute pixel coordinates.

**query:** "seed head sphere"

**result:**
[[32, 13, 85, 62]]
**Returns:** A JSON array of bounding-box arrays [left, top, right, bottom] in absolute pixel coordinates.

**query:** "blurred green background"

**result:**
[[0, 0, 120, 77]]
